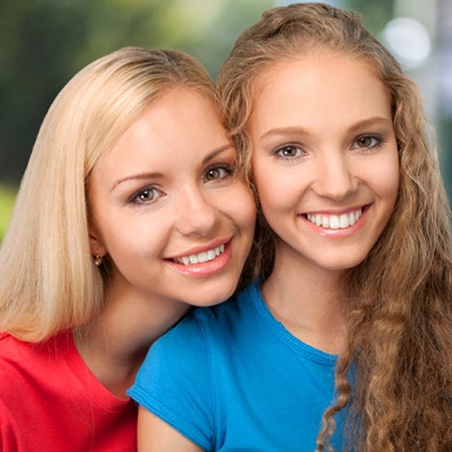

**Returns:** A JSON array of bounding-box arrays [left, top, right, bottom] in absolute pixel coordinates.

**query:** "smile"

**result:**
[[306, 208, 363, 229], [173, 244, 225, 265]]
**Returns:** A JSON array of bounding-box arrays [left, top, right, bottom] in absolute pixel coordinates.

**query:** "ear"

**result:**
[[88, 225, 107, 258]]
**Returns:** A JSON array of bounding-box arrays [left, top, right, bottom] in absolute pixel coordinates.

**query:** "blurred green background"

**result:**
[[1, 0, 451, 241]]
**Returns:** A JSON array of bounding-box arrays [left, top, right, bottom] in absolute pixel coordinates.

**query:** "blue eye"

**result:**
[[203, 165, 234, 182]]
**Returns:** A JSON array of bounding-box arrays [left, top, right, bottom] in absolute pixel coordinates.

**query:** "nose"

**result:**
[[175, 187, 219, 237], [312, 152, 357, 201]]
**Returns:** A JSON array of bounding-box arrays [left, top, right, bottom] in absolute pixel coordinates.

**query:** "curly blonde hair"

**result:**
[[0, 47, 219, 342], [218, 3, 452, 451]]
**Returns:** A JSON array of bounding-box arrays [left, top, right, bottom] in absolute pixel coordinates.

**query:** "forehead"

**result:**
[[254, 50, 384, 92], [249, 52, 392, 129], [93, 86, 229, 176]]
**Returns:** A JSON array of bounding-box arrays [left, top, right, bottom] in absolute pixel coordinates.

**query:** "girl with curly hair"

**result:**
[[131, 3, 452, 451]]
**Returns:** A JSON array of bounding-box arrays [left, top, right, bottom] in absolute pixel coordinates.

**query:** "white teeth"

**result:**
[[339, 213, 349, 228], [329, 216, 340, 229], [307, 209, 362, 230], [174, 244, 225, 265]]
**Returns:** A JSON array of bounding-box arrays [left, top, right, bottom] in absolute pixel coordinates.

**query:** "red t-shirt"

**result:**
[[0, 331, 137, 451]]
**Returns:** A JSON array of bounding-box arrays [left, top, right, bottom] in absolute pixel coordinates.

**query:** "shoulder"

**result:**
[[130, 282, 260, 402], [191, 280, 260, 330], [0, 331, 75, 400], [156, 282, 259, 353], [0, 395, 24, 450], [132, 281, 259, 376], [0, 334, 34, 379]]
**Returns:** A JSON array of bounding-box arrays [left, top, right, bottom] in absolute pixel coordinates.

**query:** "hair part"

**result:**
[[0, 47, 218, 342], [218, 3, 452, 451]]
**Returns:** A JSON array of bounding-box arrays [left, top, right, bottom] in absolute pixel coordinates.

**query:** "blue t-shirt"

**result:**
[[129, 281, 346, 451]]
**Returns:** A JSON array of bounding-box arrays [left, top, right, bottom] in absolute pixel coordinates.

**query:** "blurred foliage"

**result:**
[[348, 0, 394, 35], [0, 0, 272, 184], [0, 185, 16, 242]]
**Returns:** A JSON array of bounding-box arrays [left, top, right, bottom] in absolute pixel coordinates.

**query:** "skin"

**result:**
[[136, 52, 399, 450], [76, 86, 255, 399], [251, 52, 399, 353]]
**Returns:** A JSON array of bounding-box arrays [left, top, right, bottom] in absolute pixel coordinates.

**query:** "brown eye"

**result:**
[[205, 168, 221, 181], [353, 135, 382, 150], [282, 146, 298, 157], [357, 136, 373, 147], [138, 190, 156, 202], [276, 145, 302, 159], [203, 165, 233, 182]]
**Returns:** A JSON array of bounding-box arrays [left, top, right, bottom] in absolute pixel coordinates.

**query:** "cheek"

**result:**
[[371, 153, 400, 205], [253, 164, 298, 213], [100, 220, 160, 261], [225, 184, 257, 228]]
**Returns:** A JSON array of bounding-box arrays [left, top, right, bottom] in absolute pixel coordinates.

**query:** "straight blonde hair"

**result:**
[[0, 47, 218, 342]]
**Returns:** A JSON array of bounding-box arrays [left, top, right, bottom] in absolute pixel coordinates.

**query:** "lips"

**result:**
[[306, 208, 363, 229], [172, 244, 225, 265]]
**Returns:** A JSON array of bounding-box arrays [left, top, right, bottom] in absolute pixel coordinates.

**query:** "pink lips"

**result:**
[[164, 240, 232, 278], [302, 205, 369, 238]]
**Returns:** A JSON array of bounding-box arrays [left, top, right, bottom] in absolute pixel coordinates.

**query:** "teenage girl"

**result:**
[[0, 47, 255, 450], [131, 4, 452, 451]]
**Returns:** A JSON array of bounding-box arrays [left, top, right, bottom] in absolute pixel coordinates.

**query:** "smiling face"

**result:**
[[249, 53, 399, 276], [88, 86, 255, 308]]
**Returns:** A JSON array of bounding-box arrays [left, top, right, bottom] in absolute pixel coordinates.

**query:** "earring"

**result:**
[[93, 251, 103, 266]]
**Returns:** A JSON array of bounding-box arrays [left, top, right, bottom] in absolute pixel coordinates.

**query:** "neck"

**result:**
[[74, 283, 190, 399], [262, 250, 346, 354]]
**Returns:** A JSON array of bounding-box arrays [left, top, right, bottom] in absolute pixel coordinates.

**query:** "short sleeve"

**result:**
[[128, 315, 214, 451], [0, 397, 23, 450]]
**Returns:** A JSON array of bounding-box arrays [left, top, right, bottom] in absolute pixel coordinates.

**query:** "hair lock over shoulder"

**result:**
[[218, 3, 452, 451]]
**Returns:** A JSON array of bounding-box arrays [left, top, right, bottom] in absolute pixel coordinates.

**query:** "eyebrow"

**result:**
[[346, 116, 392, 133], [112, 144, 234, 190], [112, 172, 164, 191], [202, 144, 234, 164], [259, 116, 392, 141]]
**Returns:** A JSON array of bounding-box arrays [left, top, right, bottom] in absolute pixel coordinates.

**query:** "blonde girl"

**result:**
[[0, 47, 255, 450]]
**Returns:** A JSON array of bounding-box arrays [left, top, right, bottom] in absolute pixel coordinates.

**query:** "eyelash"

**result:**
[[128, 186, 164, 205], [272, 134, 386, 161], [128, 164, 235, 206], [352, 134, 385, 152], [272, 144, 304, 161], [203, 164, 235, 182]]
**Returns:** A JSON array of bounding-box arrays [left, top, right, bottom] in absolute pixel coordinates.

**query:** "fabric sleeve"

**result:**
[[0, 397, 23, 451], [128, 315, 214, 451]]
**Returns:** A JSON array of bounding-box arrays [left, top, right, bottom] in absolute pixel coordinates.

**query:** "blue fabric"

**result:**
[[129, 281, 345, 451]]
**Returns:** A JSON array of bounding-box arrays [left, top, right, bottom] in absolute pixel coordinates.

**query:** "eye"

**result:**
[[274, 145, 303, 159], [353, 135, 383, 150], [203, 165, 234, 182], [129, 186, 163, 205]]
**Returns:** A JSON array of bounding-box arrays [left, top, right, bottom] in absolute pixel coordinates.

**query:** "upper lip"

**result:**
[[302, 205, 367, 216], [166, 238, 230, 260]]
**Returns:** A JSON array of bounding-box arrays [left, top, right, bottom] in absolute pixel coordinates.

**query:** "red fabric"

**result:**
[[0, 331, 137, 451]]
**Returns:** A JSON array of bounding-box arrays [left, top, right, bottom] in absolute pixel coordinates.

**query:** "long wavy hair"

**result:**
[[0, 47, 219, 342], [218, 3, 452, 451]]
